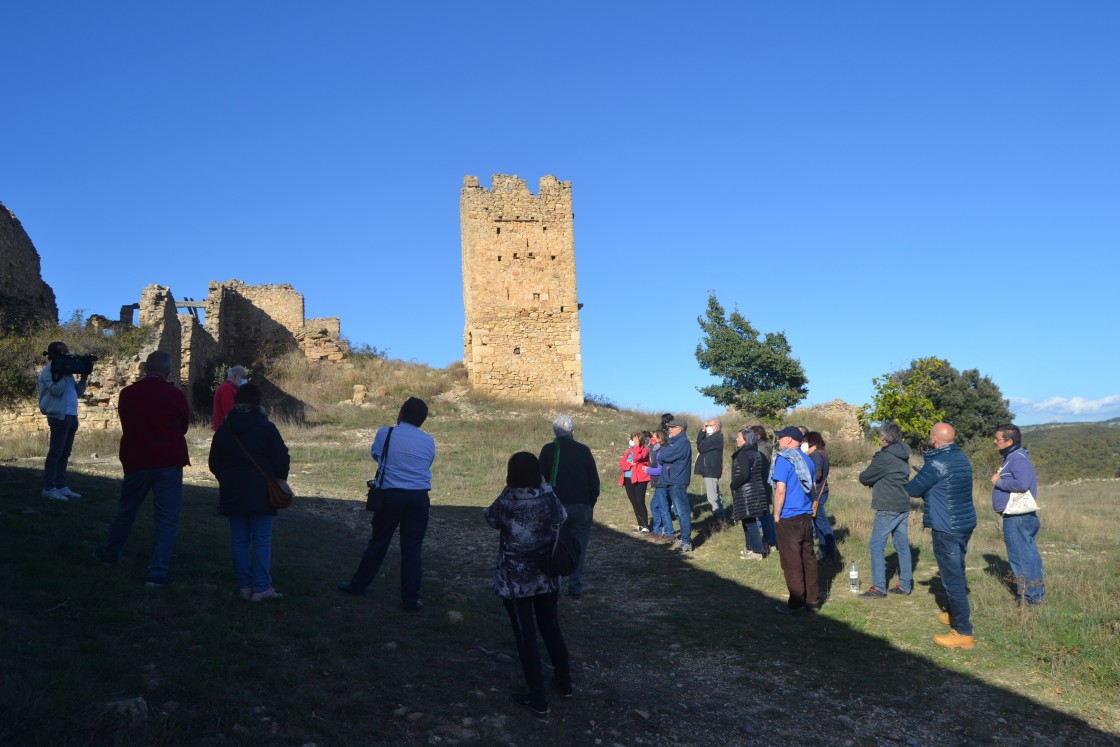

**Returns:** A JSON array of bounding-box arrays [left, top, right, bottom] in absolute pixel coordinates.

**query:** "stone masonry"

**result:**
[[460, 174, 583, 406], [0, 201, 58, 331]]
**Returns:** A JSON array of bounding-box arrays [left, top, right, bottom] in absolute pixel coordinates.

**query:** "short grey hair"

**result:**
[[144, 350, 173, 377], [880, 422, 902, 445], [227, 365, 246, 381], [552, 414, 575, 437]]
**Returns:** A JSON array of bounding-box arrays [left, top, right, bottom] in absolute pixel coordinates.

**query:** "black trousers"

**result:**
[[503, 591, 570, 702], [622, 478, 649, 527]]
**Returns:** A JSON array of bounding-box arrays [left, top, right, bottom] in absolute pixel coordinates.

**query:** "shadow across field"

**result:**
[[1, 463, 1116, 746]]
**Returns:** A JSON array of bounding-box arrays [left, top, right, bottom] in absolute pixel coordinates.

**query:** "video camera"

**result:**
[[51, 353, 98, 378]]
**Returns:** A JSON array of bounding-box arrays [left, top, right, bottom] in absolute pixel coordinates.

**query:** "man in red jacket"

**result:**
[[212, 364, 245, 430], [94, 350, 191, 586]]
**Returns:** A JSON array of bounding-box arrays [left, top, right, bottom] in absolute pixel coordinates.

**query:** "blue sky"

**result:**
[[2, 2, 1117, 424]]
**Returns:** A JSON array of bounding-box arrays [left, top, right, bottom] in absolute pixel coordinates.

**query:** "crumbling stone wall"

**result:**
[[460, 174, 584, 406], [204, 280, 345, 363], [0, 201, 58, 331]]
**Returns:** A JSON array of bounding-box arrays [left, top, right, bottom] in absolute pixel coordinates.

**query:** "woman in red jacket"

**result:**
[[619, 431, 651, 533]]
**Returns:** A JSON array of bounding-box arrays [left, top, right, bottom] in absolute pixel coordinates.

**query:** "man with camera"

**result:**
[[38, 341, 92, 501]]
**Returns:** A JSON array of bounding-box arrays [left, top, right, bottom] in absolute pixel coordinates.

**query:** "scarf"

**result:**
[[767, 447, 814, 494]]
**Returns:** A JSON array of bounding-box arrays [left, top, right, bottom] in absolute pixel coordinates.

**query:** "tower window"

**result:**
[[513, 347, 521, 355]]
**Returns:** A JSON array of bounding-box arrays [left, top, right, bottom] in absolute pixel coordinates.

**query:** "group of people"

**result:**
[[39, 344, 1046, 717], [862, 420, 1045, 649]]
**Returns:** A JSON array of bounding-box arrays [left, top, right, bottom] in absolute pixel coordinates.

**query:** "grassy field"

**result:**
[[2, 368, 1119, 745]]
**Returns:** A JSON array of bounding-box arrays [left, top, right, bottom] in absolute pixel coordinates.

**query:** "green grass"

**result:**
[[3, 390, 1120, 744]]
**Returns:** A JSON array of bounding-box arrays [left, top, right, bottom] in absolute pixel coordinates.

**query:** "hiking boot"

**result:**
[[56, 486, 82, 499], [859, 586, 888, 599], [145, 576, 176, 588], [677, 542, 693, 553], [933, 630, 974, 649], [888, 585, 912, 596], [551, 679, 573, 700], [42, 488, 68, 501], [938, 611, 953, 626], [510, 693, 550, 718], [251, 587, 282, 601]]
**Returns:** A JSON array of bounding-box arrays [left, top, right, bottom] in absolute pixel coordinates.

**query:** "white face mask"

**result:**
[[800, 442, 810, 453], [705, 426, 714, 435], [628, 440, 635, 447]]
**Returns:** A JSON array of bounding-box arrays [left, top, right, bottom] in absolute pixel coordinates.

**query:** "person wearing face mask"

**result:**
[[644, 430, 675, 539], [694, 418, 728, 527], [730, 428, 769, 558], [94, 350, 191, 587], [618, 431, 651, 532], [213, 364, 247, 431], [804, 432, 836, 562]]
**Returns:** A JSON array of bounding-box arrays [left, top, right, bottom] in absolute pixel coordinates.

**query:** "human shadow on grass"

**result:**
[[982, 552, 1019, 600], [2, 463, 1116, 746]]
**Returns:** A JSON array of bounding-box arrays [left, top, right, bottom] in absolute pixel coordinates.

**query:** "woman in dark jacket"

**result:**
[[805, 431, 836, 562], [730, 428, 770, 558], [484, 452, 571, 718], [208, 384, 290, 601]]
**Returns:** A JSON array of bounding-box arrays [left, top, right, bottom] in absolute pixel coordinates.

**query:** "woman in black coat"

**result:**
[[208, 383, 290, 601], [730, 428, 770, 559]]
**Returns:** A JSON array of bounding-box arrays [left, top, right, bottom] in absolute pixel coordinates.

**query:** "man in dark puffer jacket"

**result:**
[[907, 422, 976, 649]]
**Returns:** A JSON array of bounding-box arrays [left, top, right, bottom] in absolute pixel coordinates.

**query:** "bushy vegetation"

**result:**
[[1021, 423, 1120, 482], [0, 312, 145, 406]]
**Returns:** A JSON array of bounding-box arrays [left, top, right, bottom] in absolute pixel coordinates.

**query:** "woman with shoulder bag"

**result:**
[[484, 452, 572, 718], [208, 383, 290, 601]]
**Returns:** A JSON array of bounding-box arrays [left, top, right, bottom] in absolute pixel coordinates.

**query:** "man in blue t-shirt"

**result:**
[[771, 426, 820, 614]]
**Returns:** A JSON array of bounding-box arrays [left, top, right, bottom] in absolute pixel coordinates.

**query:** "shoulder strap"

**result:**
[[375, 427, 395, 486], [550, 437, 561, 485], [231, 433, 271, 480]]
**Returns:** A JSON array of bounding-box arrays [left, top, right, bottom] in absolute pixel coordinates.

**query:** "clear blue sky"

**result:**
[[3, 2, 1117, 424]]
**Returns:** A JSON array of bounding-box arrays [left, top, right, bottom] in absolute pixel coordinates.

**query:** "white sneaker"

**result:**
[[638, 526, 650, 534], [56, 487, 82, 499], [740, 550, 764, 560], [251, 587, 283, 602], [42, 488, 68, 501]]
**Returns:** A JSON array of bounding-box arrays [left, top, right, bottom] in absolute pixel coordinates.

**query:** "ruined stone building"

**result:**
[[0, 202, 58, 332], [460, 174, 584, 406]]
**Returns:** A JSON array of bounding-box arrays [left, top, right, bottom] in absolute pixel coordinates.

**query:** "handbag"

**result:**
[[542, 439, 582, 577], [999, 451, 1039, 516], [231, 433, 294, 509], [366, 427, 394, 511], [1003, 489, 1039, 516]]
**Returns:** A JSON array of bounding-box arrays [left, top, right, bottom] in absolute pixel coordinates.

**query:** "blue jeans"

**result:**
[[649, 486, 675, 537], [349, 488, 430, 607], [100, 467, 183, 580], [563, 503, 594, 596], [742, 516, 765, 554], [931, 529, 973, 635], [44, 415, 79, 489], [1002, 513, 1044, 604], [759, 513, 777, 546], [229, 515, 274, 592], [667, 484, 692, 546], [812, 491, 835, 556], [869, 511, 912, 592]]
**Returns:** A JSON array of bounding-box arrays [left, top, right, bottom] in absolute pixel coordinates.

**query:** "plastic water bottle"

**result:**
[[849, 562, 860, 593]]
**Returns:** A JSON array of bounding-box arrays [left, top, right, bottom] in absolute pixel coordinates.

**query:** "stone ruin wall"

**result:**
[[0, 279, 346, 435], [0, 201, 58, 331], [460, 174, 583, 406]]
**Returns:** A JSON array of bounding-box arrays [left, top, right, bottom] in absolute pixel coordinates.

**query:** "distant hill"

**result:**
[[1019, 421, 1120, 482]]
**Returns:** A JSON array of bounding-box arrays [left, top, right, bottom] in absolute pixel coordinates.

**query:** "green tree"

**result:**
[[905, 359, 1014, 446], [694, 294, 808, 418], [860, 357, 946, 446], [863, 357, 1014, 448]]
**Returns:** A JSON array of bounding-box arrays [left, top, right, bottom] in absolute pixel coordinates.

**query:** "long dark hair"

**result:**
[[506, 452, 541, 490]]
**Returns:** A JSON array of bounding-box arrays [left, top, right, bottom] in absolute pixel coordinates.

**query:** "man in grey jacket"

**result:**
[[857, 422, 913, 598]]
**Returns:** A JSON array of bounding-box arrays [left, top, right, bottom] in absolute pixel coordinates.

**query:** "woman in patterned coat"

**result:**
[[484, 452, 572, 718]]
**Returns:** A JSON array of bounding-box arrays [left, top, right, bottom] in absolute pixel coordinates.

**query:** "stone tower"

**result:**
[[460, 174, 583, 406]]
